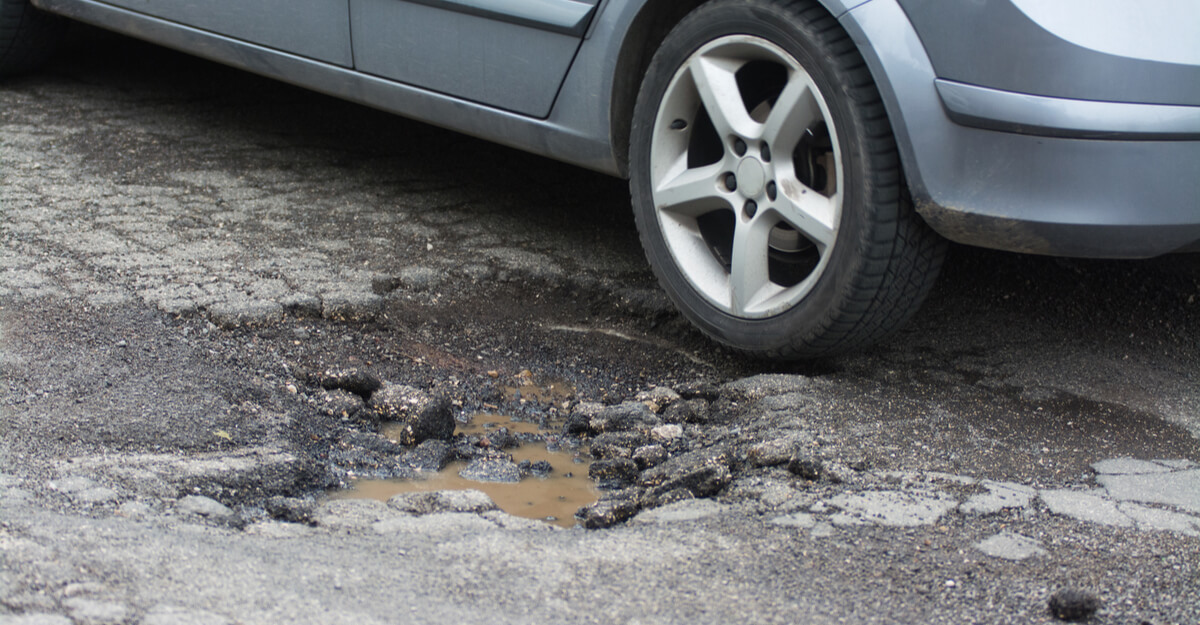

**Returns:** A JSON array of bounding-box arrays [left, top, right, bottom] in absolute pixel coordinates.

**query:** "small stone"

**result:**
[[459, 458, 521, 483], [1048, 588, 1101, 621], [177, 495, 234, 520], [650, 424, 684, 442]]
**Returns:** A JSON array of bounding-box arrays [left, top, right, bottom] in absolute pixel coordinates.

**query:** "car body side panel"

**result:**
[[33, 0, 620, 171], [93, 0, 353, 66], [350, 0, 595, 117]]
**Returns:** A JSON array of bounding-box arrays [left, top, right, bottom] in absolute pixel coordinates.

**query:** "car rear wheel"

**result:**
[[629, 0, 946, 358], [0, 0, 64, 76]]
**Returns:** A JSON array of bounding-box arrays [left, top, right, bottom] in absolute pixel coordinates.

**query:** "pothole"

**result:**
[[331, 413, 597, 527]]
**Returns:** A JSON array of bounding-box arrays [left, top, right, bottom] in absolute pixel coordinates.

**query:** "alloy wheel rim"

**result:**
[[649, 35, 843, 319]]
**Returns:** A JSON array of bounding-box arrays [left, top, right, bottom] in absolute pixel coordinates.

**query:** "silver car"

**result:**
[[4, 0, 1198, 358]]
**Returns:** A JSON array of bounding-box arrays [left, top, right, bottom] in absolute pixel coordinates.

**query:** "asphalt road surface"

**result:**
[[2, 28, 1198, 625]]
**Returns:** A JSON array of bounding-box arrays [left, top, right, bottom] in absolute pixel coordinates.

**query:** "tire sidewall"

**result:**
[[630, 0, 889, 355]]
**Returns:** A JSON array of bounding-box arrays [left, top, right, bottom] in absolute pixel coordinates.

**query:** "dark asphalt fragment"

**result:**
[[459, 457, 521, 483], [403, 439, 453, 471], [662, 398, 714, 424], [369, 384, 455, 445], [1048, 589, 1102, 622], [587, 402, 661, 433], [589, 458, 640, 486], [310, 367, 383, 398], [786, 454, 823, 481], [632, 444, 668, 470], [576, 498, 641, 529]]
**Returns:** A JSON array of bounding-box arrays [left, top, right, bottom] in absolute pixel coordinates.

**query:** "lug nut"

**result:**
[[761, 143, 771, 162], [724, 173, 738, 192], [670, 119, 688, 130], [733, 138, 747, 156], [744, 200, 758, 218], [767, 181, 777, 201]]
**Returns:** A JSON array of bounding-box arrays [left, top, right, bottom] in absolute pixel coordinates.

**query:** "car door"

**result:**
[[349, 0, 599, 117], [96, 0, 353, 66]]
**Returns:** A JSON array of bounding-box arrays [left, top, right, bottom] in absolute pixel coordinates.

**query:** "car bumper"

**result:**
[[842, 0, 1200, 258]]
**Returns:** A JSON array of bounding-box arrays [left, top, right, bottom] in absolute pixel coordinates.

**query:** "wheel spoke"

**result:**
[[688, 54, 759, 140], [655, 161, 731, 217], [761, 72, 819, 152], [773, 180, 837, 249], [729, 214, 775, 315]]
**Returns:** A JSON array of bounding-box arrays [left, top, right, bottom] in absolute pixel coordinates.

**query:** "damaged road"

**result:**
[[2, 29, 1200, 625]]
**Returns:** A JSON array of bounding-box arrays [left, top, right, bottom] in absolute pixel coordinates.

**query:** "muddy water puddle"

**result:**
[[335, 414, 596, 528]]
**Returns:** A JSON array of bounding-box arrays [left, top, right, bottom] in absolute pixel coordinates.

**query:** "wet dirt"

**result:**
[[333, 413, 596, 527]]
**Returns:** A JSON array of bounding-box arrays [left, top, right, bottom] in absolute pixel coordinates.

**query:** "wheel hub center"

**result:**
[[736, 158, 766, 198]]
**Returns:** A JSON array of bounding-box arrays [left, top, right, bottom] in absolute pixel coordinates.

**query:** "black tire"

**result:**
[[629, 0, 946, 359], [0, 0, 64, 77]]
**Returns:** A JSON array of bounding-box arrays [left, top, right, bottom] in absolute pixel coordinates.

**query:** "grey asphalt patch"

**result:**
[[1039, 489, 1134, 527], [958, 480, 1036, 516], [1096, 469, 1200, 514], [1116, 503, 1200, 537], [826, 490, 959, 527], [975, 532, 1047, 561], [1091, 458, 1176, 475]]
